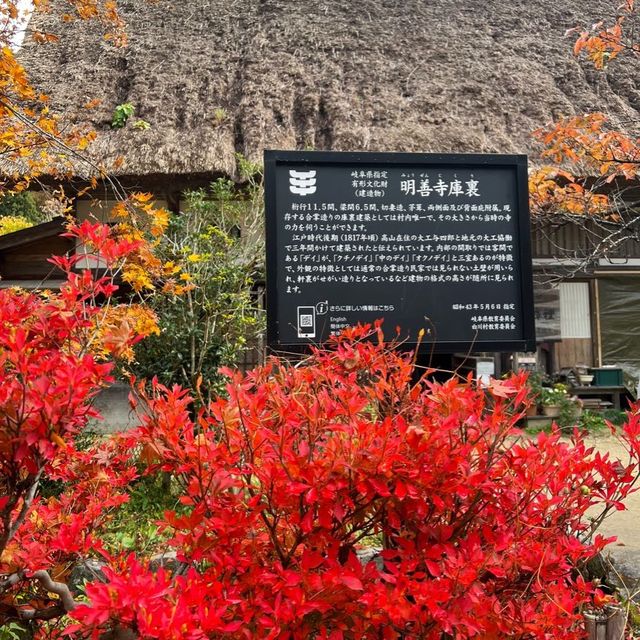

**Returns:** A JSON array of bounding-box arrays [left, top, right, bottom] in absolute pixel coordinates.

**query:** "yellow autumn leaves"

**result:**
[[107, 193, 195, 296], [95, 304, 160, 362]]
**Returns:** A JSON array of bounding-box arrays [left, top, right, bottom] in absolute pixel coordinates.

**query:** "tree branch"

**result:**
[[0, 570, 23, 592], [31, 569, 77, 613]]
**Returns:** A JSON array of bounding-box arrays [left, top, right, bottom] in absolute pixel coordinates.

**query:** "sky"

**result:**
[[13, 0, 34, 49]]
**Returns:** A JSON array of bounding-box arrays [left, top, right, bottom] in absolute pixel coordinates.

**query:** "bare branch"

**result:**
[[31, 569, 77, 613], [0, 467, 43, 553], [0, 570, 23, 592]]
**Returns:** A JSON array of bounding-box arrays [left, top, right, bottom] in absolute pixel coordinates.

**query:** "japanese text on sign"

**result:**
[[265, 151, 535, 352]]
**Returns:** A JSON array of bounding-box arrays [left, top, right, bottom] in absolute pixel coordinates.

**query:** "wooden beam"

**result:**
[[0, 217, 66, 251]]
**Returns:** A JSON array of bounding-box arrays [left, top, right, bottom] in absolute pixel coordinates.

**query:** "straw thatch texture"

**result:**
[[17, 0, 640, 178]]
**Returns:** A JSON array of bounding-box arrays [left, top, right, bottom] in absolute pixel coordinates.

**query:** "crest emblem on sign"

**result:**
[[289, 170, 317, 195]]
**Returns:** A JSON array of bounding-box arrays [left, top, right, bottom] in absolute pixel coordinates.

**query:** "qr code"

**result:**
[[299, 314, 313, 328]]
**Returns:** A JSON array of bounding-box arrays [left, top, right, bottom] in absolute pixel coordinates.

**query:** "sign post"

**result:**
[[265, 150, 535, 353]]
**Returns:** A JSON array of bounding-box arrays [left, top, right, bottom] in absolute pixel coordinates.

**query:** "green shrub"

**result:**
[[0, 215, 33, 235], [578, 410, 608, 432], [0, 192, 44, 223], [131, 157, 265, 401], [102, 473, 184, 554], [601, 408, 627, 426]]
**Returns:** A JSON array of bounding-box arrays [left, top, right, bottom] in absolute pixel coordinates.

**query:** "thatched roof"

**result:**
[[17, 0, 640, 179]]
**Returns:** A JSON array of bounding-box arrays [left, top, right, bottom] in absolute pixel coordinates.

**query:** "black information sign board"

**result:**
[[265, 150, 535, 353]]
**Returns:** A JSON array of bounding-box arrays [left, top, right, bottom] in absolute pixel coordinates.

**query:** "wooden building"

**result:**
[[531, 218, 640, 382], [0, 217, 70, 288], [9, 0, 640, 380]]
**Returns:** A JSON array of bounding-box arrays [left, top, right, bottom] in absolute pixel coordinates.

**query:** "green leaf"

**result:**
[[111, 102, 135, 129]]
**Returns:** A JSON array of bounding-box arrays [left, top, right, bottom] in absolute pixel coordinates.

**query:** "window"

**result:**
[[559, 282, 591, 339]]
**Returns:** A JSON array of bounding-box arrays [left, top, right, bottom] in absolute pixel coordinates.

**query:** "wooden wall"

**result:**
[[0, 235, 71, 281], [554, 338, 593, 370]]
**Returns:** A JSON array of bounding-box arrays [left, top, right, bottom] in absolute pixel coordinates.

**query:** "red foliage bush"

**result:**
[[0, 220, 147, 622], [71, 324, 640, 640], [0, 219, 638, 637]]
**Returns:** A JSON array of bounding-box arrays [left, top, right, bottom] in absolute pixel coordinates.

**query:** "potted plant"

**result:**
[[576, 365, 595, 386], [540, 383, 569, 417]]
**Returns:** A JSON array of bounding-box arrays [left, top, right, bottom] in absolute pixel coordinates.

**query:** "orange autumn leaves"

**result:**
[[108, 192, 188, 296], [571, 0, 636, 69], [0, 0, 192, 366], [531, 1, 640, 220], [33, 0, 128, 45], [530, 114, 629, 218], [98, 304, 160, 361], [0, 0, 177, 364], [68, 194, 195, 362]]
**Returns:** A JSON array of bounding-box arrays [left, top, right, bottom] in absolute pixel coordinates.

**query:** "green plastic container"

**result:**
[[592, 367, 624, 387]]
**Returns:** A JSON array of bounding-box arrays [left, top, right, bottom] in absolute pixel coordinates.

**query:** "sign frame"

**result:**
[[264, 150, 536, 353]]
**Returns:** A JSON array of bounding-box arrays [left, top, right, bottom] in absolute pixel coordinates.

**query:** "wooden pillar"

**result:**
[[166, 191, 181, 216]]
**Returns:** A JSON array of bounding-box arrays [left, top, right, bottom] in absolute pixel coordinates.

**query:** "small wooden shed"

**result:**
[[0, 217, 70, 288]]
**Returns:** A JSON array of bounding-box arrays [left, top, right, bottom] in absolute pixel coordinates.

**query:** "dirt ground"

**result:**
[[583, 432, 640, 596]]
